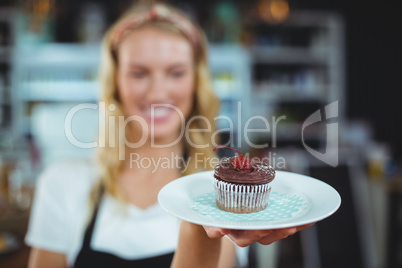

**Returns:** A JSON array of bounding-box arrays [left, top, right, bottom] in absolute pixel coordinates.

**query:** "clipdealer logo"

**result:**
[[302, 101, 339, 167], [63, 100, 339, 168]]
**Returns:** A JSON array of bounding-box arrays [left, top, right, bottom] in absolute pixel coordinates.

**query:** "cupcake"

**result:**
[[213, 147, 275, 213]]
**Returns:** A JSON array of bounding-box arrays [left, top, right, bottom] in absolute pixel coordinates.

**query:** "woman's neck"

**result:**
[[117, 140, 185, 208]]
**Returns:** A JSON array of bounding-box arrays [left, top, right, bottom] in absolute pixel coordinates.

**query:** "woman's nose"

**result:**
[[146, 75, 168, 102]]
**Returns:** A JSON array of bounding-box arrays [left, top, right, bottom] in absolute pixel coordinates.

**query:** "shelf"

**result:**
[[245, 121, 325, 142], [19, 81, 99, 102], [209, 44, 251, 103], [13, 44, 247, 104], [12, 44, 101, 103], [13, 44, 101, 67], [247, 9, 345, 154], [252, 84, 328, 101], [250, 46, 328, 65]]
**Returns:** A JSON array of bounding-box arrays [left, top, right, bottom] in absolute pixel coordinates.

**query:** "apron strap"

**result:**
[[81, 185, 104, 248]]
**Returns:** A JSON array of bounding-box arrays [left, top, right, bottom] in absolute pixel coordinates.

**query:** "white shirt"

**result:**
[[25, 159, 180, 266]]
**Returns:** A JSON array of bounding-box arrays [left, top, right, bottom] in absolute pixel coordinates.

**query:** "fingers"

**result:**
[[257, 227, 297, 245], [203, 226, 231, 238], [295, 222, 316, 231], [227, 229, 273, 247], [203, 222, 317, 247], [257, 222, 316, 246]]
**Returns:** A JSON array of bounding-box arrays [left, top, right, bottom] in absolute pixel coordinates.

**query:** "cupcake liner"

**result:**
[[213, 178, 272, 213]]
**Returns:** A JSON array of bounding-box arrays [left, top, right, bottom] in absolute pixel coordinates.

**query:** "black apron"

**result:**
[[74, 190, 174, 268]]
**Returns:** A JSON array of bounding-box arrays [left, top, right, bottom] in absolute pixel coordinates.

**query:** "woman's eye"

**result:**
[[171, 71, 185, 78], [130, 72, 146, 78]]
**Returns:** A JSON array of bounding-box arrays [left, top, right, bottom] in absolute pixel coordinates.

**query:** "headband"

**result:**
[[112, 4, 200, 51]]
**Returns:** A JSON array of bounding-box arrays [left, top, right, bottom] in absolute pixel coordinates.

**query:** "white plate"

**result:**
[[158, 170, 341, 229]]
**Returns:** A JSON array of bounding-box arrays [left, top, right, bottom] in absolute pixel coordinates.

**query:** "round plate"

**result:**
[[158, 170, 341, 229]]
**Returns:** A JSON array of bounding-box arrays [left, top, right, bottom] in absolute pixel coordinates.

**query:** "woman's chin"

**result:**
[[148, 129, 182, 146]]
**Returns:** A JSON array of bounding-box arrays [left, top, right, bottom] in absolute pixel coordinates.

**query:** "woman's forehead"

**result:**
[[117, 26, 194, 67]]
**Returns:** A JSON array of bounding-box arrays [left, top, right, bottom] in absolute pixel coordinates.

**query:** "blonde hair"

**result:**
[[92, 2, 220, 203]]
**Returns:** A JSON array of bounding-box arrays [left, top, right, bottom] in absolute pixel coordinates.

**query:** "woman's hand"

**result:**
[[203, 222, 316, 247]]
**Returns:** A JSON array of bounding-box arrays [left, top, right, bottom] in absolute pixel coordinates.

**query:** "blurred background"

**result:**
[[0, 0, 401, 267]]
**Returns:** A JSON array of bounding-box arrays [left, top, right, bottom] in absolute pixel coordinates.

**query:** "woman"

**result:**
[[25, 2, 312, 267]]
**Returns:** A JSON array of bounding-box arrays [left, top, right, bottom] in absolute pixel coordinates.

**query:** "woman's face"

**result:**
[[116, 26, 195, 144]]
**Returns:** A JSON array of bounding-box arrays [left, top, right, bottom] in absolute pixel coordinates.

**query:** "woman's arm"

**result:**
[[218, 237, 237, 268], [171, 221, 224, 268], [28, 248, 67, 268]]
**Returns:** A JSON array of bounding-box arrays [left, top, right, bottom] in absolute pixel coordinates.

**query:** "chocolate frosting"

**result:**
[[214, 157, 275, 185]]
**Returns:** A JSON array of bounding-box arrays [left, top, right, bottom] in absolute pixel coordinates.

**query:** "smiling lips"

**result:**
[[142, 105, 176, 123]]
